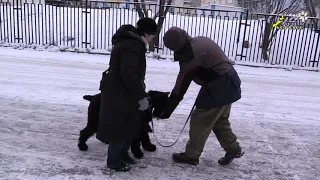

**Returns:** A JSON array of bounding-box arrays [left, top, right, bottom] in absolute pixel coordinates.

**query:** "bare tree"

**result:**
[[262, 0, 303, 60], [133, 0, 173, 51], [240, 0, 303, 60], [304, 0, 320, 29], [240, 0, 274, 14], [133, 0, 150, 18], [304, 0, 320, 17], [240, 0, 304, 13]]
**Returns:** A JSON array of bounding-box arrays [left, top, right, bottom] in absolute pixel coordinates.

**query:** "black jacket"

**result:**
[[99, 25, 147, 112], [97, 25, 147, 142]]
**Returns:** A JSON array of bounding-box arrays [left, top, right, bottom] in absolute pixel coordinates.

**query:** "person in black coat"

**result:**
[[96, 18, 157, 172]]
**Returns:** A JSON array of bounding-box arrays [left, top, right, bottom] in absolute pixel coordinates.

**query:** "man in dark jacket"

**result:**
[[157, 27, 244, 166], [96, 18, 157, 172]]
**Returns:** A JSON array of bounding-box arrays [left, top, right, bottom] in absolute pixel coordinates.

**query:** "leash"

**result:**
[[150, 100, 197, 148]]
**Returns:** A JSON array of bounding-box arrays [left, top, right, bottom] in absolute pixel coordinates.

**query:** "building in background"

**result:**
[[172, 0, 238, 7], [168, 0, 241, 16], [3, 0, 42, 4], [201, 0, 237, 6]]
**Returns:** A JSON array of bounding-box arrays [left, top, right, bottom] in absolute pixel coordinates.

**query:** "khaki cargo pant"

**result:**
[[185, 104, 240, 159]]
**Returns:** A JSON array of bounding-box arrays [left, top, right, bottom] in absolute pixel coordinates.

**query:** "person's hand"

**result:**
[[138, 97, 149, 111]]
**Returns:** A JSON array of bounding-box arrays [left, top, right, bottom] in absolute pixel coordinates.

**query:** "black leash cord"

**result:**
[[150, 101, 197, 147]]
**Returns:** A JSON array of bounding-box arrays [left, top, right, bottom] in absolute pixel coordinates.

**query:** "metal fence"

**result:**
[[0, 0, 319, 69], [237, 13, 320, 68]]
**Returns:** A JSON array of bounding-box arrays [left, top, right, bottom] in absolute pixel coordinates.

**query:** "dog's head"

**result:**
[[83, 93, 101, 102], [147, 90, 170, 117]]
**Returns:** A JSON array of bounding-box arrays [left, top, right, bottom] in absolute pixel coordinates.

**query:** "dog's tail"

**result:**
[[83, 95, 94, 101]]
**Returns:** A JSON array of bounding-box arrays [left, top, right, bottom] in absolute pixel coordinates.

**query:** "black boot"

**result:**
[[107, 141, 132, 172], [141, 132, 156, 152], [131, 138, 144, 158], [172, 152, 199, 165], [218, 147, 244, 165], [121, 152, 136, 164], [107, 161, 131, 172]]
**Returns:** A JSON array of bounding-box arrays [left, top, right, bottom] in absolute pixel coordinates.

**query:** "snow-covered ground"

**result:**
[[0, 47, 320, 180]]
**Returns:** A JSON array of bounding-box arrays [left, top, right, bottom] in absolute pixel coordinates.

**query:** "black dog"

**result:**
[[78, 90, 169, 158]]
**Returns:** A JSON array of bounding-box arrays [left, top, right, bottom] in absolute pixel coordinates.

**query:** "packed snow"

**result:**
[[0, 47, 319, 179]]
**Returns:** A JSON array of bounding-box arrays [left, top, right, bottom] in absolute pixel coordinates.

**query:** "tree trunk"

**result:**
[[149, 0, 173, 53], [140, 0, 149, 17], [133, 0, 146, 18], [132, 0, 173, 53], [304, 0, 318, 30], [262, 22, 272, 61]]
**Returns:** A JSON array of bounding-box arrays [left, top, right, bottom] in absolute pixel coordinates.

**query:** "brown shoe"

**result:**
[[172, 152, 199, 165]]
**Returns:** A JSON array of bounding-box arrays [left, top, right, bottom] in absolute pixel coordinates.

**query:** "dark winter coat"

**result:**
[[96, 25, 147, 142], [162, 27, 241, 116]]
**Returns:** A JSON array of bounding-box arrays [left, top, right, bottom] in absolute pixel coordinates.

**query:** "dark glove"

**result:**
[[157, 93, 182, 119]]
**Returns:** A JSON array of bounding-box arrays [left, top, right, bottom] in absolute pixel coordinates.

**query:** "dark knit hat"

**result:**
[[136, 18, 158, 36]]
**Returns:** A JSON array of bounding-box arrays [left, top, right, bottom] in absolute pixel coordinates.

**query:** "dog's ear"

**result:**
[[83, 95, 93, 101]]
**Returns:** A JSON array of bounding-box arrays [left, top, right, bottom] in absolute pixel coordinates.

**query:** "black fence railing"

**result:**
[[0, 0, 319, 69], [237, 13, 320, 68]]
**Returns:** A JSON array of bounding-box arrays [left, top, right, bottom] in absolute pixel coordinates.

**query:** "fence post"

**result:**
[[83, 0, 89, 48], [15, 0, 21, 43], [312, 28, 320, 68], [236, 9, 249, 61], [12, 0, 21, 43], [85, 0, 88, 48], [156, 0, 165, 54], [311, 19, 320, 68]]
